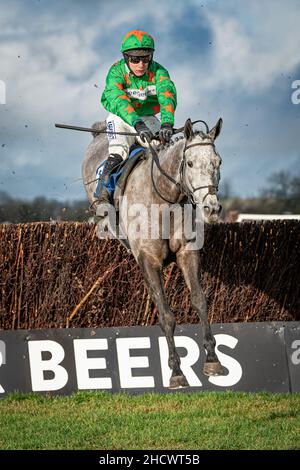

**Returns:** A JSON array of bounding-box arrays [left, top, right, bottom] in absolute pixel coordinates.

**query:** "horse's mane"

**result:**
[[156, 130, 209, 153]]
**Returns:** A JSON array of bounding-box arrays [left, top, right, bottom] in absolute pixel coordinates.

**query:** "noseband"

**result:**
[[149, 138, 219, 205]]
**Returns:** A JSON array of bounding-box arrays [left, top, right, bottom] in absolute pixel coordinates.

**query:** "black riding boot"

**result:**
[[96, 153, 123, 213]]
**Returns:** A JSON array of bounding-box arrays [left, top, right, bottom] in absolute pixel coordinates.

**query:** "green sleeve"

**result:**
[[101, 63, 141, 127], [155, 64, 177, 126]]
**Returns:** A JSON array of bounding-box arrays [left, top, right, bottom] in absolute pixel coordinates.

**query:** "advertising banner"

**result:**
[[0, 322, 298, 397]]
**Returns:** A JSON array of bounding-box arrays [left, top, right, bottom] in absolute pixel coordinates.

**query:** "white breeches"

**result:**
[[106, 113, 161, 160]]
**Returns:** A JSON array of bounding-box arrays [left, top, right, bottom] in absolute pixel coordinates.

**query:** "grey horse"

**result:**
[[82, 118, 224, 388]]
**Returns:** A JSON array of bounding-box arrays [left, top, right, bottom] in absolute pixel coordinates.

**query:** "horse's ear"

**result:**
[[209, 118, 223, 140], [184, 118, 194, 140]]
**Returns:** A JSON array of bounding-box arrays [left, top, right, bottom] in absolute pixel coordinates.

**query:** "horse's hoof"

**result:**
[[169, 375, 189, 389], [203, 361, 224, 376]]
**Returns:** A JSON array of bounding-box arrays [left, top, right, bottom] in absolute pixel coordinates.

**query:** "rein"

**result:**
[[149, 144, 181, 204]]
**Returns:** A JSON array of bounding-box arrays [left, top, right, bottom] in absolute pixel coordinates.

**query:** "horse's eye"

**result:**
[[187, 161, 193, 168]]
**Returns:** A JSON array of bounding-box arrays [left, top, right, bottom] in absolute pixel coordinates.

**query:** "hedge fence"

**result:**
[[0, 221, 299, 329]]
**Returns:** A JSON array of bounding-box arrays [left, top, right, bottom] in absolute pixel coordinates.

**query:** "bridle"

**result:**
[[180, 140, 218, 205], [150, 121, 219, 205]]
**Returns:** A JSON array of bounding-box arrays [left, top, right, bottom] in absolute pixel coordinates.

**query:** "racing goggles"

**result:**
[[127, 55, 152, 64]]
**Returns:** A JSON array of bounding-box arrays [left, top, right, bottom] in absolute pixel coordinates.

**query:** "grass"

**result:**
[[0, 391, 299, 450]]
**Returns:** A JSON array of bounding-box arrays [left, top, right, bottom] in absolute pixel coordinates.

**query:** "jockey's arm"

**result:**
[[154, 64, 177, 127], [101, 63, 141, 127]]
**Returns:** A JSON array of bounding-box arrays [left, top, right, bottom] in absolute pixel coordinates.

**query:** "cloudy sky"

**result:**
[[0, 0, 299, 201]]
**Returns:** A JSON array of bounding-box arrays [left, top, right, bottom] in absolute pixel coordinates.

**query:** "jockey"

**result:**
[[97, 29, 177, 208]]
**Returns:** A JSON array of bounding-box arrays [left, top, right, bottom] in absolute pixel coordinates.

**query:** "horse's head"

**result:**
[[183, 118, 223, 223]]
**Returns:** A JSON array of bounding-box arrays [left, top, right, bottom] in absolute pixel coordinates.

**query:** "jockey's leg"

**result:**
[[95, 114, 136, 215], [96, 153, 123, 206], [106, 113, 136, 160]]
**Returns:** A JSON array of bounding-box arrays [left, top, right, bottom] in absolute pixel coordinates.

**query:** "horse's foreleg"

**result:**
[[138, 253, 189, 388], [176, 249, 224, 376]]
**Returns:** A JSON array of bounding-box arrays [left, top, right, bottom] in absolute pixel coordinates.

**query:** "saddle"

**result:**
[[94, 145, 146, 210]]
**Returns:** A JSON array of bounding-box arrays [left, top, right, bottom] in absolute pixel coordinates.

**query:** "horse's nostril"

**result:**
[[205, 205, 221, 218], [204, 206, 210, 216]]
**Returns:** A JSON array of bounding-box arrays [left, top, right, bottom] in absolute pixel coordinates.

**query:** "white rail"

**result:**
[[237, 213, 300, 222]]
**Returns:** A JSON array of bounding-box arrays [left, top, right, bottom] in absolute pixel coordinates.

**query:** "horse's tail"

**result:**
[[91, 121, 106, 138]]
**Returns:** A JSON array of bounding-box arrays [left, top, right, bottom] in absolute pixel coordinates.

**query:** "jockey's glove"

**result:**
[[134, 121, 154, 143], [159, 122, 173, 143]]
